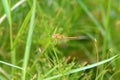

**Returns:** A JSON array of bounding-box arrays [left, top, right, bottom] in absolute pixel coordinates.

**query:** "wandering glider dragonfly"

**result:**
[[52, 34, 88, 40]]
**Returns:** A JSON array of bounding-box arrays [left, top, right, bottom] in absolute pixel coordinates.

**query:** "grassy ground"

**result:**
[[0, 0, 120, 80]]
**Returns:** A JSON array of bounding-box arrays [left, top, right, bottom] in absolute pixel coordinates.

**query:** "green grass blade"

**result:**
[[22, 0, 36, 80], [13, 8, 32, 48], [0, 61, 23, 70], [1, 0, 15, 76], [44, 55, 118, 80], [1, 0, 12, 25], [100, 0, 112, 80], [44, 65, 58, 78], [77, 0, 104, 36], [1, 0, 13, 51], [102, 0, 112, 59], [0, 0, 25, 24], [0, 67, 10, 80]]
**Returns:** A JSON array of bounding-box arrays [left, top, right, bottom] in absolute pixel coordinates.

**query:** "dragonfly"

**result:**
[[52, 33, 88, 40]]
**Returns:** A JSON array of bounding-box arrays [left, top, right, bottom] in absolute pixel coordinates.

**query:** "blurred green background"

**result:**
[[0, 0, 120, 80]]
